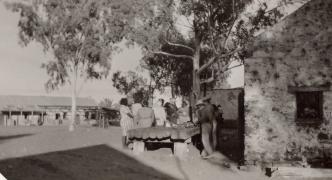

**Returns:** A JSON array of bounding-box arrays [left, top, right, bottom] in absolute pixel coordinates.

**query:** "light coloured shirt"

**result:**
[[136, 107, 155, 128], [153, 105, 167, 126], [131, 103, 142, 117]]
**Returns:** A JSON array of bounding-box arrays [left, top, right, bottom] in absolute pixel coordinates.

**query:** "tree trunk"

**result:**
[[171, 84, 175, 98], [69, 68, 78, 131], [191, 3, 201, 121], [192, 37, 201, 104]]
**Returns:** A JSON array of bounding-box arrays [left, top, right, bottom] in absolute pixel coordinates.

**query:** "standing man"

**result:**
[[195, 97, 218, 157]]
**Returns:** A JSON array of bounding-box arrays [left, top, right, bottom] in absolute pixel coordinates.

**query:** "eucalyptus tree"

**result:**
[[6, 0, 160, 131]]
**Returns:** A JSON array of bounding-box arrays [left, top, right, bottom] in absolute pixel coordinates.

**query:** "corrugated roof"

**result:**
[[0, 95, 97, 110]]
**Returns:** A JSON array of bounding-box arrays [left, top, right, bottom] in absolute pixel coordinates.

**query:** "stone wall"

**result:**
[[244, 0, 332, 164]]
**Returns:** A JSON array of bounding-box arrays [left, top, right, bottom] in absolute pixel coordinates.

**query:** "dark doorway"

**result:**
[[207, 88, 245, 164]]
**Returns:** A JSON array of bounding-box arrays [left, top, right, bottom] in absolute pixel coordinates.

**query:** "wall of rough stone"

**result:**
[[244, 0, 332, 164]]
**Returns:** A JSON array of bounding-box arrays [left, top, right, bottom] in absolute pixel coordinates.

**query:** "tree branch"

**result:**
[[165, 40, 195, 54], [197, 48, 241, 74], [224, 63, 243, 72], [152, 51, 194, 60], [223, 0, 237, 50], [200, 76, 214, 84]]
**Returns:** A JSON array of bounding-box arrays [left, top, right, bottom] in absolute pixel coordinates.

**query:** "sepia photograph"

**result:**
[[0, 0, 331, 179]]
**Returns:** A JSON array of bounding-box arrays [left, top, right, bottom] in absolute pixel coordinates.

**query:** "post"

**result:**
[[31, 111, 34, 125], [19, 111, 23, 126], [5, 115, 7, 127], [174, 142, 189, 159], [102, 114, 105, 129], [9, 110, 12, 126], [133, 141, 145, 155], [41, 111, 44, 125]]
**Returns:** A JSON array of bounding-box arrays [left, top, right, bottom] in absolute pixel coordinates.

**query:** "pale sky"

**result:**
[[0, 2, 244, 103]]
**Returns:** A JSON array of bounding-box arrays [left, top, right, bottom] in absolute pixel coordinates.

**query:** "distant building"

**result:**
[[0, 95, 98, 126]]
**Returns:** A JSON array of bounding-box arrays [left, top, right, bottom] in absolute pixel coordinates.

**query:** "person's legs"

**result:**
[[122, 136, 127, 147], [212, 119, 218, 151], [201, 122, 213, 155], [121, 122, 128, 149]]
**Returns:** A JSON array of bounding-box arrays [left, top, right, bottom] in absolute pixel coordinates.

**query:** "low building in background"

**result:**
[[0, 95, 98, 126]]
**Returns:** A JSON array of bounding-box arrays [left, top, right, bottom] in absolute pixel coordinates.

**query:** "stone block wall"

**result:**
[[244, 0, 332, 164]]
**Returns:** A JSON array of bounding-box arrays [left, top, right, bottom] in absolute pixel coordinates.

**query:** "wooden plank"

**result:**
[[133, 141, 145, 155]]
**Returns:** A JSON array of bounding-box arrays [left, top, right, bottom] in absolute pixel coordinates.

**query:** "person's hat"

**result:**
[[195, 99, 205, 106]]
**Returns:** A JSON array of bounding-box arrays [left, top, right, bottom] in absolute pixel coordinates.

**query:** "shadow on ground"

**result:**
[[0, 134, 33, 144], [0, 144, 177, 180]]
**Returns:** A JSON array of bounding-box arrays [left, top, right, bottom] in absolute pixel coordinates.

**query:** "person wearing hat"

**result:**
[[195, 96, 218, 157]]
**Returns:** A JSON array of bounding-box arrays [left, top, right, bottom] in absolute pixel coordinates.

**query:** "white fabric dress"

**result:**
[[119, 105, 134, 136], [131, 103, 142, 126], [153, 105, 167, 126]]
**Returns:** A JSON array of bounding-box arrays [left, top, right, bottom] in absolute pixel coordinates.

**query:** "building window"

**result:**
[[63, 112, 67, 119], [296, 91, 323, 126], [85, 112, 89, 119], [91, 113, 96, 120]]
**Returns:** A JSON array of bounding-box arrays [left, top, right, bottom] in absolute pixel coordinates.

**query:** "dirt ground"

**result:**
[[0, 125, 270, 180]]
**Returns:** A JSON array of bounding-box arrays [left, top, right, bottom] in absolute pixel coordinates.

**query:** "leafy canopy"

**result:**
[[6, 0, 172, 91]]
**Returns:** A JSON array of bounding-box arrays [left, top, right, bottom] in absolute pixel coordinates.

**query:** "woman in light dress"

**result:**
[[119, 98, 134, 148], [153, 98, 167, 126]]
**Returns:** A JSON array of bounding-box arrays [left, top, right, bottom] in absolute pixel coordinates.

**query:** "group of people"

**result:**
[[118, 95, 224, 158], [118, 97, 191, 149]]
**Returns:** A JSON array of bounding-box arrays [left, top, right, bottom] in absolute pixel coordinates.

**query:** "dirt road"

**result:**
[[0, 126, 268, 180]]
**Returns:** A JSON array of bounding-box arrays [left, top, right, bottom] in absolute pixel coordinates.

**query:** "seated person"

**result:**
[[136, 100, 155, 128]]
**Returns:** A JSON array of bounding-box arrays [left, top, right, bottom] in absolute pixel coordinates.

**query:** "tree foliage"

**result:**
[[6, 0, 123, 90], [5, 0, 171, 130], [111, 70, 151, 103], [99, 98, 113, 108], [141, 35, 194, 96], [111, 71, 147, 95], [135, 0, 296, 101]]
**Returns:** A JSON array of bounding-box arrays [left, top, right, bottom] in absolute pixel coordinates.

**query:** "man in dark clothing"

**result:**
[[196, 97, 218, 157]]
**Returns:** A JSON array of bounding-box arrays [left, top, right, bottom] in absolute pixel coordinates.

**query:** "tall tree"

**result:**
[[130, 0, 299, 105], [5, 0, 134, 131]]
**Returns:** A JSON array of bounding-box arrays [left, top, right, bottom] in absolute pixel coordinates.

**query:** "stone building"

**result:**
[[0, 95, 98, 126], [244, 0, 332, 166]]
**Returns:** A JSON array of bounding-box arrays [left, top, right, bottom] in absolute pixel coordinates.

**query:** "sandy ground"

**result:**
[[0, 125, 270, 180]]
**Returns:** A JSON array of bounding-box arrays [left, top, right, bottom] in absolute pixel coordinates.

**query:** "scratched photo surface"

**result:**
[[0, 0, 331, 180]]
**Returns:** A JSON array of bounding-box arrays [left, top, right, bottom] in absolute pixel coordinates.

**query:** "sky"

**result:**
[[0, 2, 248, 103]]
